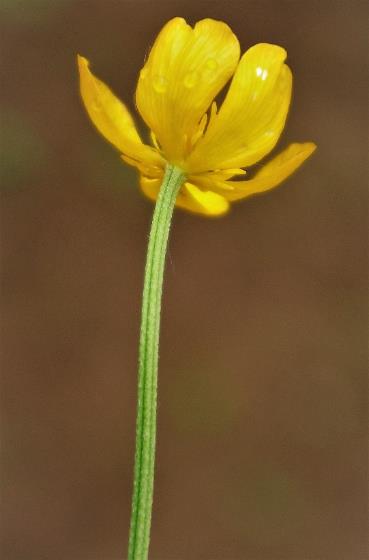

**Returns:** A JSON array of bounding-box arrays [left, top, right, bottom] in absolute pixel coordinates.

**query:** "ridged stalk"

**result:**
[[127, 164, 186, 559]]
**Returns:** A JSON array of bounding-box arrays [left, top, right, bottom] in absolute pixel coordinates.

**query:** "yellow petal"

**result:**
[[193, 143, 316, 200], [77, 55, 163, 167], [139, 175, 162, 204], [135, 17, 240, 165], [121, 155, 163, 178], [187, 43, 292, 173], [140, 174, 229, 216], [182, 182, 230, 216]]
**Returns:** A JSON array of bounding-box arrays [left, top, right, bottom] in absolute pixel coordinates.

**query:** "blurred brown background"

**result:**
[[0, 1, 368, 559]]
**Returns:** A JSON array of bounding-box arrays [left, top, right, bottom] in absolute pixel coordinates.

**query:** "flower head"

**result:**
[[78, 17, 316, 216]]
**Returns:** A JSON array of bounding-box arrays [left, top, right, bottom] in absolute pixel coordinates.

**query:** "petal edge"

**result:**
[[192, 142, 316, 200], [77, 55, 163, 167]]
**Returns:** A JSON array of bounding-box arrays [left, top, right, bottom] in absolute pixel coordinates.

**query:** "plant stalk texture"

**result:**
[[128, 165, 186, 559]]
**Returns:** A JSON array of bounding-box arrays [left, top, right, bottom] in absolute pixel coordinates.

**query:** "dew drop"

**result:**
[[183, 72, 199, 89], [152, 75, 168, 93], [205, 58, 218, 70], [256, 66, 268, 81], [202, 58, 218, 83]]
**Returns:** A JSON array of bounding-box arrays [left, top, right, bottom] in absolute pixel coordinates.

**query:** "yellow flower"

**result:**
[[78, 17, 316, 217]]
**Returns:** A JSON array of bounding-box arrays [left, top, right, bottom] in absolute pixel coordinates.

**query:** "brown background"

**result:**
[[1, 1, 368, 559]]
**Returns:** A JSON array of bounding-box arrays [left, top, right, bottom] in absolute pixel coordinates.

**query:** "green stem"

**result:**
[[128, 164, 186, 560]]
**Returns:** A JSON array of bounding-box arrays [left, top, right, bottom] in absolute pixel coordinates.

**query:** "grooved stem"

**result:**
[[127, 165, 186, 559]]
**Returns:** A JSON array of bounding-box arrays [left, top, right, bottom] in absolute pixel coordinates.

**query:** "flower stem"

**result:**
[[127, 164, 186, 560]]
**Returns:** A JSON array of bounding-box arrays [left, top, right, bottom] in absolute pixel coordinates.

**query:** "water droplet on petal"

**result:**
[[183, 72, 198, 89], [205, 58, 218, 70], [153, 75, 168, 93], [256, 66, 268, 81], [202, 58, 218, 83]]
